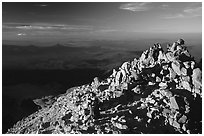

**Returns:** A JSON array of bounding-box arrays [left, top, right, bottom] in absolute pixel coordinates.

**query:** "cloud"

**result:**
[[2, 22, 118, 37], [160, 4, 169, 9], [96, 29, 118, 33], [161, 4, 168, 8], [163, 13, 185, 19], [17, 33, 26, 36], [119, 2, 152, 12], [183, 6, 201, 16], [163, 6, 201, 19], [34, 4, 48, 7], [3, 23, 94, 31], [3, 23, 95, 38]]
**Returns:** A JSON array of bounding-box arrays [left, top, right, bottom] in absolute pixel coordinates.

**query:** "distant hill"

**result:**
[[2, 44, 143, 70]]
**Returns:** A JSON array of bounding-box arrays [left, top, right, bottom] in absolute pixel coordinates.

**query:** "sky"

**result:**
[[2, 2, 202, 45]]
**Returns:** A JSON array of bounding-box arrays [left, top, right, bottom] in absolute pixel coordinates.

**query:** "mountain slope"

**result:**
[[6, 39, 202, 134]]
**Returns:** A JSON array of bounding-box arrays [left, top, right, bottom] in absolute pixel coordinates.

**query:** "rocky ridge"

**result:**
[[7, 39, 202, 134]]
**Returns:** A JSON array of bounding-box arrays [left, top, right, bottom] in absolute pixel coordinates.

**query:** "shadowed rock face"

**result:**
[[6, 39, 202, 134]]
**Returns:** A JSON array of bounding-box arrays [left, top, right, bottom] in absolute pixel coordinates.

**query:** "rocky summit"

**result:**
[[7, 39, 202, 134]]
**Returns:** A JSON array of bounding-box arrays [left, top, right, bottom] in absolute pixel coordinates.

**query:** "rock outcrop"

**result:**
[[7, 39, 202, 134]]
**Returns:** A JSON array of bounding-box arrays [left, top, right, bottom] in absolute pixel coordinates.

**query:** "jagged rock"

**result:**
[[92, 77, 100, 88], [172, 120, 180, 129], [181, 81, 191, 92], [132, 85, 141, 94], [118, 116, 126, 123], [162, 108, 171, 116], [183, 61, 190, 69], [113, 122, 128, 130], [171, 61, 182, 76], [166, 52, 175, 62], [178, 115, 187, 124], [192, 68, 202, 88], [156, 76, 161, 82], [130, 70, 140, 81], [147, 111, 152, 118], [170, 42, 178, 52], [170, 96, 179, 110], [159, 82, 168, 89], [121, 61, 130, 75], [33, 96, 56, 109], [182, 124, 187, 131], [190, 61, 195, 69], [169, 67, 177, 80], [181, 67, 187, 76], [115, 71, 122, 86], [177, 39, 185, 45]]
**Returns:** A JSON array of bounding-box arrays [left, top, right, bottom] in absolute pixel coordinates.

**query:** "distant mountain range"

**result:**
[[2, 43, 143, 70]]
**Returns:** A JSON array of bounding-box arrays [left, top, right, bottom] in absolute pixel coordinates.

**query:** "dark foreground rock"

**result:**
[[7, 39, 202, 134]]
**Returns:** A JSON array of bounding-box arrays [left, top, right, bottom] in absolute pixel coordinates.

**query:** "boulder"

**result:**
[[182, 76, 190, 82], [181, 67, 187, 76], [140, 51, 146, 62], [170, 97, 179, 110], [168, 118, 174, 125], [114, 122, 128, 130], [147, 112, 152, 118], [114, 90, 123, 98], [170, 42, 178, 52], [118, 116, 126, 123], [164, 90, 173, 98], [176, 45, 182, 51], [183, 61, 190, 69], [181, 81, 191, 92], [156, 76, 161, 82], [172, 120, 180, 129], [120, 68, 127, 82], [130, 70, 138, 81], [162, 108, 171, 117], [110, 69, 117, 78], [182, 124, 187, 131], [159, 82, 168, 89], [178, 115, 187, 124], [171, 61, 182, 76], [166, 52, 175, 62], [157, 50, 166, 62], [192, 68, 202, 89], [182, 50, 191, 57], [121, 61, 130, 74], [132, 85, 141, 94], [115, 71, 122, 86], [193, 88, 201, 95], [177, 39, 185, 45], [169, 67, 177, 80]]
